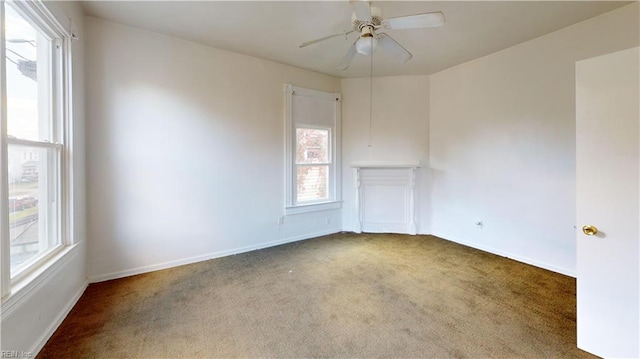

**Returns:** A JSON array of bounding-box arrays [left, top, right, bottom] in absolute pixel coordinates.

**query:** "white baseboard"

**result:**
[[431, 232, 576, 277], [89, 229, 341, 283], [31, 280, 88, 356]]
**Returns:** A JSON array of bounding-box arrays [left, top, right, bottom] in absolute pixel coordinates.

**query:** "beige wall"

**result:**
[[84, 17, 342, 281], [429, 3, 639, 275]]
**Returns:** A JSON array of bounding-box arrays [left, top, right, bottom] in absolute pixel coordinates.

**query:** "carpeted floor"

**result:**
[[38, 233, 596, 358]]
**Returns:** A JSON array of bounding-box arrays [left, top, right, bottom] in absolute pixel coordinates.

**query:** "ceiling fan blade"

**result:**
[[299, 30, 355, 48], [351, 0, 372, 22], [382, 11, 445, 30], [337, 42, 358, 71], [378, 33, 412, 63]]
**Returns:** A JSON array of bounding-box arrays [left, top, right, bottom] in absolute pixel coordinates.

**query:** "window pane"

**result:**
[[296, 128, 329, 164], [8, 145, 60, 275], [5, 4, 52, 142], [297, 165, 328, 202]]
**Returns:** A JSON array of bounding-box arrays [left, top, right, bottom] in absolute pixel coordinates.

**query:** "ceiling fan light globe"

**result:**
[[356, 36, 377, 56]]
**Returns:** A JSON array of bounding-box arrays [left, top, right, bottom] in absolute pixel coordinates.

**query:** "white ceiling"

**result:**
[[81, 1, 631, 78]]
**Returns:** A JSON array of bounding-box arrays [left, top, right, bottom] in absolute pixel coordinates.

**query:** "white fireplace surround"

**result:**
[[351, 161, 420, 235]]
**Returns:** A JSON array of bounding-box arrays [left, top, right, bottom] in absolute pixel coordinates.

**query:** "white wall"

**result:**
[[84, 17, 342, 281], [341, 76, 430, 233], [429, 3, 639, 276], [1, 1, 87, 355]]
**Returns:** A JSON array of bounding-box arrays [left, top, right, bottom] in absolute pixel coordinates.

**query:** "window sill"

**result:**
[[1, 242, 82, 317], [286, 201, 342, 215]]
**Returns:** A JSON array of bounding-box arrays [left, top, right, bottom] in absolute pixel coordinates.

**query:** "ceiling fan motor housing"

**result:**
[[299, 3, 444, 70], [351, 6, 382, 31]]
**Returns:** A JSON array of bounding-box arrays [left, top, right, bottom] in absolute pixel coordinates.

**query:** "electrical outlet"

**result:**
[[326, 218, 331, 225], [278, 216, 284, 225]]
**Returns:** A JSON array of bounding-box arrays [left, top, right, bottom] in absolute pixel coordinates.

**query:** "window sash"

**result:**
[[7, 142, 62, 281], [8, 138, 63, 148], [295, 162, 331, 166], [294, 164, 330, 204], [295, 126, 331, 165], [294, 133, 332, 166], [5, 2, 64, 146]]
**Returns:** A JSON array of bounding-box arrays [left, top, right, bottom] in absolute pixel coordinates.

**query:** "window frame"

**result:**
[[284, 84, 341, 215], [0, 0, 74, 298]]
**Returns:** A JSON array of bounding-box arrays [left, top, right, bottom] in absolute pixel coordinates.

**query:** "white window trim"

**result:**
[[284, 84, 341, 215], [0, 0, 74, 299]]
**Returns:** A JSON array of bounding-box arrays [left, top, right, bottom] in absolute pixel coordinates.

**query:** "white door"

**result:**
[[576, 47, 639, 358]]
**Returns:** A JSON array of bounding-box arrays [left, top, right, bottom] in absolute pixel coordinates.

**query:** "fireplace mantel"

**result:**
[[351, 161, 420, 235], [351, 160, 420, 169]]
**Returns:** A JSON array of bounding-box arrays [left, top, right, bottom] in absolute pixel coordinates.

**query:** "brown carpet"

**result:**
[[38, 233, 595, 358]]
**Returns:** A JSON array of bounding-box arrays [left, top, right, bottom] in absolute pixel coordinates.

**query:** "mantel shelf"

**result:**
[[351, 160, 421, 168]]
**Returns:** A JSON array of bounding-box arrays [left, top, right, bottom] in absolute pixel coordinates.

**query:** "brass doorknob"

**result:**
[[582, 225, 598, 236]]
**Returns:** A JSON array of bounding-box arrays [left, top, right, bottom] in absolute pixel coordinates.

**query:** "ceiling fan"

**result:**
[[299, 1, 444, 70]]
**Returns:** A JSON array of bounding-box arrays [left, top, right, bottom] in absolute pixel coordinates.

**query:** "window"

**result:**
[[1, 1, 72, 294], [284, 84, 341, 214], [296, 127, 330, 202]]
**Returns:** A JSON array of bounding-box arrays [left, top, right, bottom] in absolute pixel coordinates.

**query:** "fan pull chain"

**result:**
[[368, 39, 373, 148]]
